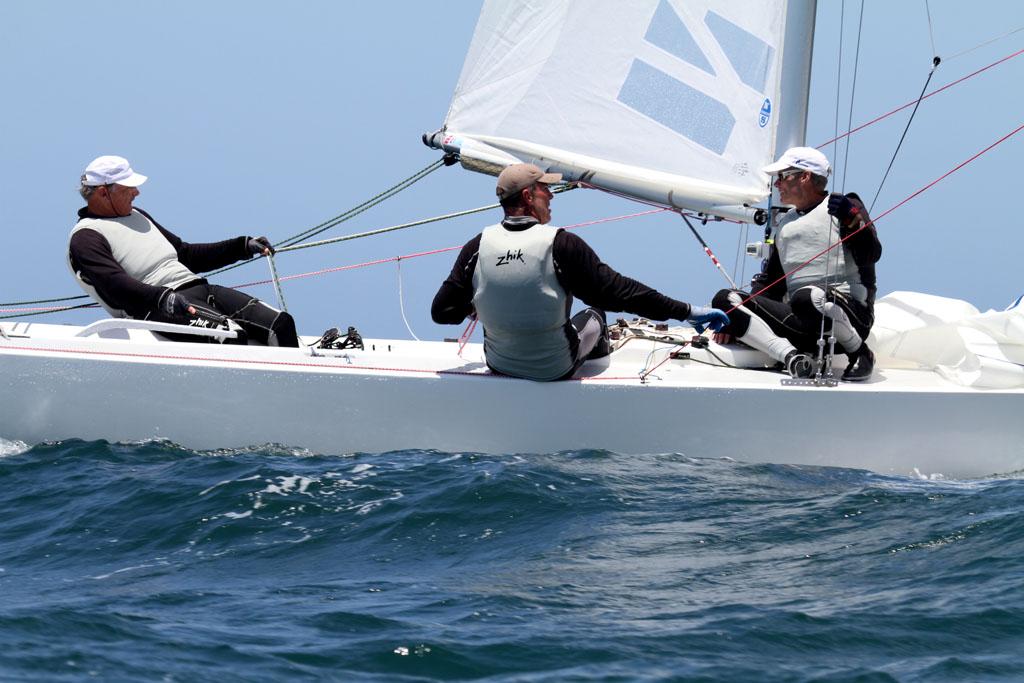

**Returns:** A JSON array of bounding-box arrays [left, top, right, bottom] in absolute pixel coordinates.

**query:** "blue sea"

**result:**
[[1, 439, 1022, 682]]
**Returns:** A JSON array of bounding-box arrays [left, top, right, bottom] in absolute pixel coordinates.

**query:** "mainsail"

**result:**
[[425, 0, 816, 222]]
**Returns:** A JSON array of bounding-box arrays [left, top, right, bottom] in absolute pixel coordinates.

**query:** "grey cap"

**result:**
[[496, 163, 562, 200]]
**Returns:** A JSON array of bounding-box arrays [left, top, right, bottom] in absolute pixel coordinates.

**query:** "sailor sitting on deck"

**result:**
[[68, 155, 299, 347], [431, 163, 729, 381], [712, 147, 882, 381]]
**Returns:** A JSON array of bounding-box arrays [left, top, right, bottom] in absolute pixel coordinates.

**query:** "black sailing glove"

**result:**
[[247, 236, 275, 256], [827, 193, 859, 225], [158, 289, 193, 319], [750, 271, 773, 294]]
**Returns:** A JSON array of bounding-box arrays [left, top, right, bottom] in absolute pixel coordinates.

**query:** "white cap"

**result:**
[[81, 155, 148, 187], [762, 146, 831, 177]]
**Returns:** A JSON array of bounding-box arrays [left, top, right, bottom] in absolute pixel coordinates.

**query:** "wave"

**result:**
[[2, 440, 1023, 680]]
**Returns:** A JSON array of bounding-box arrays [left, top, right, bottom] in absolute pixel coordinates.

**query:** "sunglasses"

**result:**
[[777, 169, 806, 180]]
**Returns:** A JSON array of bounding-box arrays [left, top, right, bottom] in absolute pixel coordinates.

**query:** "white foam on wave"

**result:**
[[0, 438, 29, 457]]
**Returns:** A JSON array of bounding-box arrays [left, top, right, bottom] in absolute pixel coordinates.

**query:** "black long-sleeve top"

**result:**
[[756, 192, 881, 304], [69, 207, 251, 317], [431, 220, 692, 324]]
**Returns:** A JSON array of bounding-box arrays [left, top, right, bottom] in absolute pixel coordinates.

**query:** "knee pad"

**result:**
[[712, 289, 741, 311], [790, 287, 823, 319], [270, 312, 299, 348]]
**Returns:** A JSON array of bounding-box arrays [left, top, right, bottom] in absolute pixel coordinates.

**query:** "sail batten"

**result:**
[[430, 0, 816, 221]]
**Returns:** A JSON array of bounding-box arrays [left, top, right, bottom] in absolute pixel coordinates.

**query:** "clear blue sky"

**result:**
[[1, 1, 1022, 340]]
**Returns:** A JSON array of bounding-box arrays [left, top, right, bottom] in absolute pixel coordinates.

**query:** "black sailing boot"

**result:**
[[842, 344, 875, 382], [784, 350, 814, 379]]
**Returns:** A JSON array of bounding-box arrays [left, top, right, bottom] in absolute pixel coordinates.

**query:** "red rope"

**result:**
[[457, 316, 478, 356], [817, 47, 1024, 149], [228, 209, 667, 291], [0, 210, 667, 314], [727, 122, 1024, 314]]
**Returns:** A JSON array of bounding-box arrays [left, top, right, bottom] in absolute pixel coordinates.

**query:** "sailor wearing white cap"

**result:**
[[69, 155, 299, 347], [712, 147, 882, 381]]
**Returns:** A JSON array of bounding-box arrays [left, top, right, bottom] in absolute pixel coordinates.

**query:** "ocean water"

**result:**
[[1, 439, 1022, 682]]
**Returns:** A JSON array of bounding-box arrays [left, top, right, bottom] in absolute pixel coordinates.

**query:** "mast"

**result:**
[[776, 0, 816, 152]]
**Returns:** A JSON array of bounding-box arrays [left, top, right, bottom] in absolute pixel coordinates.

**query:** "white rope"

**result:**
[[924, 0, 938, 61], [396, 257, 420, 341], [945, 26, 1024, 61]]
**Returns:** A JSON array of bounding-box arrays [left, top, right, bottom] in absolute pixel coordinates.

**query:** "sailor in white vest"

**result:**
[[712, 147, 882, 381], [432, 163, 729, 381], [69, 155, 299, 346]]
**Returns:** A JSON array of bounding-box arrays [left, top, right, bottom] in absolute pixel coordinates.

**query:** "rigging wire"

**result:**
[[1, 160, 447, 311], [867, 55, 941, 213], [207, 158, 446, 279], [276, 159, 444, 249], [731, 222, 745, 285], [924, 0, 938, 60], [6, 45, 1020, 316], [944, 26, 1024, 61], [227, 208, 667, 291], [680, 214, 737, 289], [839, 0, 866, 193], [832, 0, 846, 171], [725, 121, 1024, 317], [816, 46, 1023, 149], [818, 0, 855, 376], [274, 185, 574, 255]]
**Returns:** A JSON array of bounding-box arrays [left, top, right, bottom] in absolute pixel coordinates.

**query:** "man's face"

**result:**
[[526, 182, 553, 224], [99, 183, 139, 217], [773, 168, 809, 207]]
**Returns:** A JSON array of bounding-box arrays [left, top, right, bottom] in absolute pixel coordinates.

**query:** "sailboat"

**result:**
[[2, 0, 1023, 479]]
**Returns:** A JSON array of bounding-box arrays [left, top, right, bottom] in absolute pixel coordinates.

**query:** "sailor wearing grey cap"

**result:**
[[712, 146, 882, 381], [431, 163, 729, 381], [69, 155, 299, 347]]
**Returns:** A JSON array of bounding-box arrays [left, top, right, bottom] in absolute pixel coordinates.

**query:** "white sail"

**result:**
[[426, 0, 815, 221], [870, 292, 1024, 389]]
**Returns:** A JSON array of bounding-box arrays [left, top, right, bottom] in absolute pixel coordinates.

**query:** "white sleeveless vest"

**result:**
[[472, 223, 572, 381], [68, 210, 198, 316], [775, 199, 867, 303]]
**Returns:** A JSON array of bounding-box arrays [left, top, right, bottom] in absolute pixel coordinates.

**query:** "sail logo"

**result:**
[[759, 99, 771, 128], [616, 0, 775, 155]]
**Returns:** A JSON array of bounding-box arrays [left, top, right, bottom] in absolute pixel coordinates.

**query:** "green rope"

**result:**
[[278, 159, 445, 249], [275, 184, 576, 254], [0, 302, 97, 321], [0, 293, 89, 306], [1, 159, 447, 310], [1, 169, 574, 320], [206, 158, 445, 278]]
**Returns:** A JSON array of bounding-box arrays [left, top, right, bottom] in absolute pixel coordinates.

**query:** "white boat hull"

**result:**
[[2, 319, 1021, 479]]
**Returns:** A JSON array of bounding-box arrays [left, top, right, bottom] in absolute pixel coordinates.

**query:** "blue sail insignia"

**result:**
[[618, 2, 775, 155], [617, 60, 734, 154], [644, 0, 715, 75], [704, 11, 775, 92]]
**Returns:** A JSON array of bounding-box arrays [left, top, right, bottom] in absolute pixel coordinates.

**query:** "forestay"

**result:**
[[427, 0, 816, 222]]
